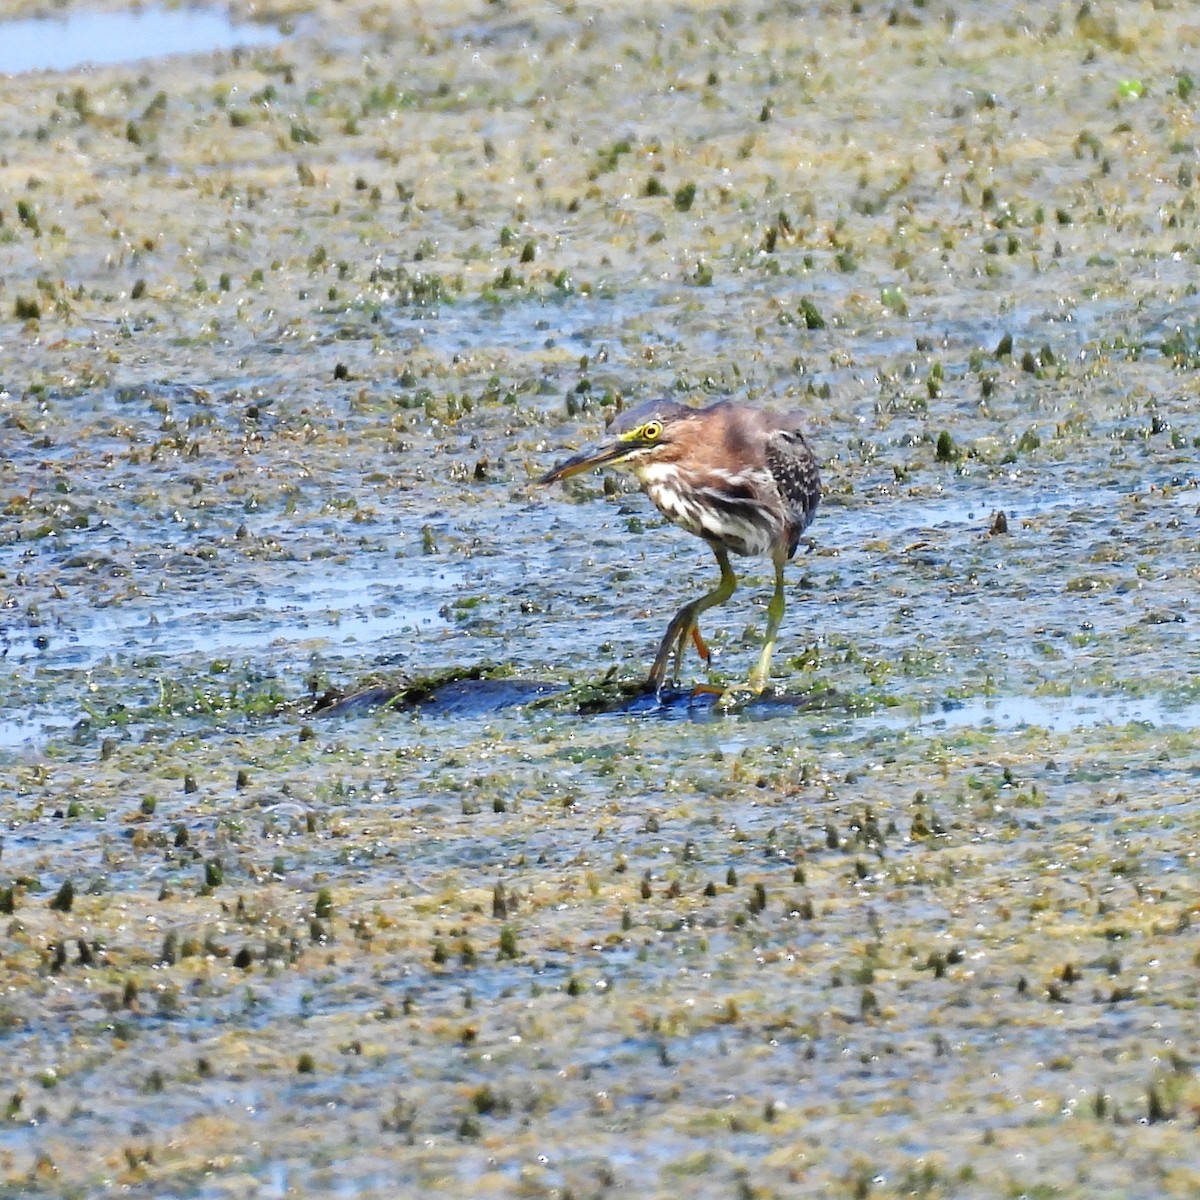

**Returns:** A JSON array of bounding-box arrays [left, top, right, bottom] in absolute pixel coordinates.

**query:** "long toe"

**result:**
[[718, 678, 771, 709], [672, 631, 691, 683]]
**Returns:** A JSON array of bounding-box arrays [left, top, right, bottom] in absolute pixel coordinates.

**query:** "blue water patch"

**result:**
[[0, 7, 286, 75]]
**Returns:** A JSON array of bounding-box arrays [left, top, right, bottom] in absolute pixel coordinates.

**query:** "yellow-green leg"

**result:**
[[746, 550, 788, 694], [647, 546, 737, 690]]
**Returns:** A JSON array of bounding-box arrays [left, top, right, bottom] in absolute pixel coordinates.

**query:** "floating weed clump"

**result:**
[[365, 263, 452, 308], [880, 285, 908, 317], [471, 1084, 507, 1115], [592, 138, 632, 176], [530, 672, 650, 715], [1159, 325, 1200, 369], [798, 298, 825, 329], [312, 662, 520, 717]]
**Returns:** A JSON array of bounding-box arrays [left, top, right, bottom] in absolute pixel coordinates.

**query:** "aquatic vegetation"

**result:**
[[1, 0, 1200, 1195]]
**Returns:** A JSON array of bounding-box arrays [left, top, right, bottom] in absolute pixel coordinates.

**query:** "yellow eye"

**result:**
[[641, 420, 663, 441]]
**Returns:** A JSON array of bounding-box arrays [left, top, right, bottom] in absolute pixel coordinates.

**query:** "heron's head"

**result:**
[[538, 399, 696, 484]]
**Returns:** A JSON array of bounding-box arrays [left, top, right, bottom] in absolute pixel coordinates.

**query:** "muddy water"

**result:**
[[2, 0, 1200, 1196]]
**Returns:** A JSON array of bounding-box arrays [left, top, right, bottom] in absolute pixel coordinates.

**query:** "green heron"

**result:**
[[539, 398, 820, 693]]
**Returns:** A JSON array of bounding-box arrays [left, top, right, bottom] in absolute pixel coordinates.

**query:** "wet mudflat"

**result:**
[[2, 0, 1200, 1196]]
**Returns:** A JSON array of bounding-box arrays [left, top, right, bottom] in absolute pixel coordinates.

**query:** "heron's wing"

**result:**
[[765, 428, 821, 557]]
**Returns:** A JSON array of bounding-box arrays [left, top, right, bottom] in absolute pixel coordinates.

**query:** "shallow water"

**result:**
[[1, 552, 459, 671], [0, 7, 287, 75], [1, 0, 1200, 1196], [887, 691, 1200, 734]]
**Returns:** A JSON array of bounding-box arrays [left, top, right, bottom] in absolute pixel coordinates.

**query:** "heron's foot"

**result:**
[[714, 677, 775, 709], [645, 662, 686, 696], [647, 618, 707, 692], [748, 641, 778, 698], [645, 656, 671, 693], [645, 657, 685, 695], [669, 619, 706, 683]]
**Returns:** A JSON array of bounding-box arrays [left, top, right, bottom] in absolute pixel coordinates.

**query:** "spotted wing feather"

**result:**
[[765, 428, 821, 558]]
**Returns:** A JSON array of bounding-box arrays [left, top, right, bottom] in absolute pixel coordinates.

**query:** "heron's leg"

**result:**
[[669, 609, 710, 679], [746, 551, 788, 694], [647, 546, 737, 690]]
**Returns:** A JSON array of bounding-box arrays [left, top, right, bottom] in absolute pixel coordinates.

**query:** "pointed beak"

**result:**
[[537, 438, 635, 485]]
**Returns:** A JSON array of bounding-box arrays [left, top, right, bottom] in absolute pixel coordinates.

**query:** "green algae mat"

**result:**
[[2, 0, 1199, 1196]]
